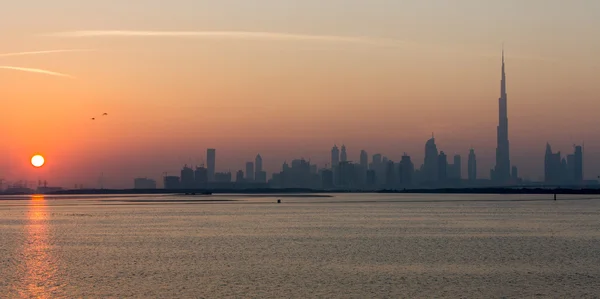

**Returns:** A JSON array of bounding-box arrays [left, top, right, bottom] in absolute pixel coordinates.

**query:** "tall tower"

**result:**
[[424, 135, 439, 182], [494, 47, 511, 184], [331, 145, 340, 169], [255, 154, 263, 173], [360, 150, 368, 170], [340, 145, 348, 162]]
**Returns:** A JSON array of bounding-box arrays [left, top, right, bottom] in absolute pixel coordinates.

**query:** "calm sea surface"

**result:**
[[1, 193, 600, 298]]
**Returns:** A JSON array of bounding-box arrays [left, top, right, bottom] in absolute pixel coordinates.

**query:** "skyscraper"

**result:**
[[468, 148, 477, 181], [438, 151, 448, 183], [574, 145, 583, 183], [331, 145, 340, 169], [453, 155, 462, 180], [236, 170, 245, 183], [544, 143, 562, 184], [255, 154, 263, 176], [423, 136, 439, 183], [180, 165, 195, 189], [494, 48, 511, 184], [207, 148, 216, 182], [360, 150, 368, 170], [398, 154, 414, 187], [340, 145, 348, 162], [194, 166, 208, 188]]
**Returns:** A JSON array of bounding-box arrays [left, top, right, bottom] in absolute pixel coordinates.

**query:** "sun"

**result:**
[[31, 154, 45, 168]]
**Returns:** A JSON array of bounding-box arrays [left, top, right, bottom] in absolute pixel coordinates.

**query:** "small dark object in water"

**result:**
[[277, 199, 281, 203], [554, 194, 557, 201]]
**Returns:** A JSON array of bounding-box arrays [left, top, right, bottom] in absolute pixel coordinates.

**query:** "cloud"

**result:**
[[0, 66, 75, 78], [44, 30, 411, 47], [0, 49, 95, 58]]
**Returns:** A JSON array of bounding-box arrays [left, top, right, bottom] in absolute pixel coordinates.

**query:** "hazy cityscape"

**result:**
[[3, 50, 592, 194], [132, 52, 590, 192]]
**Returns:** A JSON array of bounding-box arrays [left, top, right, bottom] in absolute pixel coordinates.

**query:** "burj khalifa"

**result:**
[[493, 48, 511, 184]]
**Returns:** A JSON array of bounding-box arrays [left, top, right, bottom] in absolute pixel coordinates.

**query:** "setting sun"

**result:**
[[31, 155, 45, 168]]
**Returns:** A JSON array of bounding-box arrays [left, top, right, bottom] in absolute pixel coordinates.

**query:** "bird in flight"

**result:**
[[90, 113, 108, 120]]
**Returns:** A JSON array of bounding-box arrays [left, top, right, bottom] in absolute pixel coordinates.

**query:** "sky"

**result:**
[[1, 0, 599, 188]]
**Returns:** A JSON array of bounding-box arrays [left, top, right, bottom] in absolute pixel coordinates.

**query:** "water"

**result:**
[[1, 193, 600, 298]]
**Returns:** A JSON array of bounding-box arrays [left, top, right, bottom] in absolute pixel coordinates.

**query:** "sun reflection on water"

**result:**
[[17, 195, 63, 298]]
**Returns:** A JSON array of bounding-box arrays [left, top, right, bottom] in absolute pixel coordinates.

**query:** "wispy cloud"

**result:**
[[0, 49, 95, 58], [44, 30, 412, 47], [0, 66, 75, 78]]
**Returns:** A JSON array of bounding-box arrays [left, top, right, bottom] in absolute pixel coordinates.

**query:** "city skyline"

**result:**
[[1, 1, 600, 188]]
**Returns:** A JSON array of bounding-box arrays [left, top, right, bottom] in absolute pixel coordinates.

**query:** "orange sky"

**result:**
[[1, 1, 599, 188]]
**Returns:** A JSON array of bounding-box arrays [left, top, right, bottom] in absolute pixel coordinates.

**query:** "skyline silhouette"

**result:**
[[0, 47, 595, 189]]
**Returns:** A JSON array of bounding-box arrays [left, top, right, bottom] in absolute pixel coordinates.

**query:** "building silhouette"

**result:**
[[214, 172, 232, 183], [438, 151, 448, 183], [335, 161, 355, 188], [398, 154, 414, 187], [468, 149, 477, 181], [194, 166, 208, 188], [493, 48, 512, 184], [180, 165, 195, 189], [236, 170, 244, 183], [360, 150, 368, 170], [423, 136, 439, 183], [574, 145, 583, 183], [448, 154, 462, 180], [331, 145, 340, 170], [245, 162, 254, 181], [207, 148, 216, 182], [340, 145, 348, 162], [255, 154, 263, 178], [370, 154, 384, 186], [544, 143, 562, 184]]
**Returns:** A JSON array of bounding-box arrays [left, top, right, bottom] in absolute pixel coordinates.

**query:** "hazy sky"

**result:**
[[1, 0, 599, 188]]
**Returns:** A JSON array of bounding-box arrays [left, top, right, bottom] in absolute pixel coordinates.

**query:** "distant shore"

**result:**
[[3, 187, 600, 196]]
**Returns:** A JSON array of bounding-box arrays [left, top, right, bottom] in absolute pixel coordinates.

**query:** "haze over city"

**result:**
[[1, 0, 600, 189]]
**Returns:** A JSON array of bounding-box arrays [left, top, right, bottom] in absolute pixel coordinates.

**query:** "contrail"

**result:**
[[44, 30, 412, 47], [0, 49, 95, 58], [0, 66, 75, 78]]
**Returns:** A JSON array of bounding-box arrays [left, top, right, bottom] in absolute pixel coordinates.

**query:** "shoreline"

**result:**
[[2, 187, 600, 196]]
